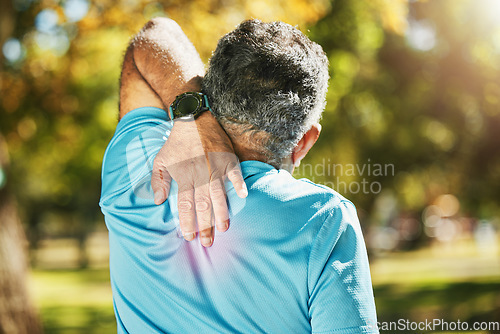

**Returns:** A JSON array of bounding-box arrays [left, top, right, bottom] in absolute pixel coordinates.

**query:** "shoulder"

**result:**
[[293, 176, 356, 217], [100, 107, 171, 207], [298, 177, 360, 226], [298, 177, 352, 203], [259, 170, 359, 236], [298, 176, 363, 271], [247, 168, 355, 219], [102, 107, 170, 171]]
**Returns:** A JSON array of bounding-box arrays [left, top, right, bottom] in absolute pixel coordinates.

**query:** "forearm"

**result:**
[[195, 112, 235, 154], [130, 18, 233, 154], [131, 18, 205, 109], [119, 45, 164, 117], [134, 18, 247, 247]]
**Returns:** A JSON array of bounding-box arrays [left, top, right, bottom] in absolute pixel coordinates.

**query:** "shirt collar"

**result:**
[[240, 160, 277, 179]]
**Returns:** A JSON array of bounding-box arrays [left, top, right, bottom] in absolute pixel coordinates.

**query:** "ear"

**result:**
[[292, 123, 321, 167]]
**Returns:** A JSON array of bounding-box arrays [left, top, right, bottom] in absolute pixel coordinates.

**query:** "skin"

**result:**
[[120, 18, 247, 247], [120, 18, 321, 247], [282, 123, 322, 174], [225, 123, 322, 174]]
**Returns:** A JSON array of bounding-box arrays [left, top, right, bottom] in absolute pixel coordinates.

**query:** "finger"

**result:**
[[199, 226, 214, 248], [210, 177, 230, 232], [227, 164, 248, 198], [178, 188, 197, 241], [194, 183, 214, 247], [151, 165, 172, 205]]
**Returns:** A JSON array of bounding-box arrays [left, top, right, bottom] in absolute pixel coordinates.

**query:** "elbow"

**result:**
[[129, 17, 180, 74], [140, 17, 181, 34], [131, 17, 182, 52]]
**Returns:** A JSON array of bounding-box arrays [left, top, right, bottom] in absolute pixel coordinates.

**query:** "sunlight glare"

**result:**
[[481, 0, 500, 24]]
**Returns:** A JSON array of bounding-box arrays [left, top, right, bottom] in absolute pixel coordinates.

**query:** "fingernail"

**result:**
[[239, 187, 248, 198], [217, 219, 229, 232], [183, 232, 196, 241], [201, 236, 213, 247]]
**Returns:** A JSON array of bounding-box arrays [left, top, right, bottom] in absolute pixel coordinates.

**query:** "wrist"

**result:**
[[195, 111, 234, 153], [169, 91, 209, 120]]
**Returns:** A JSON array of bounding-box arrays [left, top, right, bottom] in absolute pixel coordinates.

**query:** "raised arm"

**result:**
[[120, 18, 247, 247], [119, 18, 204, 117]]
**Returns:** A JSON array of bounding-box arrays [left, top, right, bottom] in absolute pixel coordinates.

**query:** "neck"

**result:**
[[221, 123, 294, 172], [232, 140, 295, 173], [231, 140, 270, 165]]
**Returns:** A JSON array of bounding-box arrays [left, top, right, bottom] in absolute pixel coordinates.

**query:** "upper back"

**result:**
[[100, 108, 377, 334]]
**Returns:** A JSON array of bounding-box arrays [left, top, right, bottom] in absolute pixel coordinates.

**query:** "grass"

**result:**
[[370, 240, 500, 333], [29, 236, 500, 333], [29, 268, 115, 334]]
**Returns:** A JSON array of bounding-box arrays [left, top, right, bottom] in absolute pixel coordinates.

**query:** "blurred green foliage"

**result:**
[[304, 0, 500, 219], [1, 0, 499, 256]]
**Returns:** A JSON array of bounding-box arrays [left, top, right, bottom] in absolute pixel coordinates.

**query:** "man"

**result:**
[[100, 18, 379, 333]]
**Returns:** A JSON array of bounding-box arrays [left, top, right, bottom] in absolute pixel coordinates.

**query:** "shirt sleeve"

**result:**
[[99, 106, 172, 211], [308, 200, 379, 334]]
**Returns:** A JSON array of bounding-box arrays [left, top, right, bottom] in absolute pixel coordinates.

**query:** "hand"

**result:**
[[151, 113, 248, 247]]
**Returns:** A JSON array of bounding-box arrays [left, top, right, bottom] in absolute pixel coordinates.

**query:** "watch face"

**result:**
[[177, 94, 201, 115], [169, 92, 210, 120]]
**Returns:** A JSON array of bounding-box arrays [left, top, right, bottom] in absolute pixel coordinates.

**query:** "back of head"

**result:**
[[203, 19, 329, 168]]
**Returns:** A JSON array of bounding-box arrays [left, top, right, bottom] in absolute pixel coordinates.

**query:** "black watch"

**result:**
[[168, 92, 211, 120]]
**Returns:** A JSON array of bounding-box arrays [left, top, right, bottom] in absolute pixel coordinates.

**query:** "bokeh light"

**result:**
[[2, 38, 24, 63], [35, 9, 59, 34], [405, 19, 436, 51], [434, 194, 460, 217], [64, 0, 89, 22], [474, 220, 499, 256], [34, 29, 70, 55], [481, 0, 500, 25]]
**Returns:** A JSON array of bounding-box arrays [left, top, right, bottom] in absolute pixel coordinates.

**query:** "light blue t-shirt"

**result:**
[[100, 107, 379, 334]]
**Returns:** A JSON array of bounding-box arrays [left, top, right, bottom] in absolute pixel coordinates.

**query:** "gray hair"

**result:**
[[202, 19, 329, 168]]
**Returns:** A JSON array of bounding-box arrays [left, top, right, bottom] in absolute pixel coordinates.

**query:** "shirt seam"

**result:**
[[306, 201, 337, 305], [306, 198, 355, 311]]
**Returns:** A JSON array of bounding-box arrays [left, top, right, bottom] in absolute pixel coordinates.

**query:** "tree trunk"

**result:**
[[0, 135, 43, 334]]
